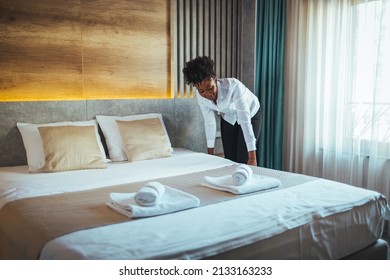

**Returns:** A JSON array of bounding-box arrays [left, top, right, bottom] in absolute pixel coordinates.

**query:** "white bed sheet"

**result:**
[[0, 149, 388, 259], [0, 149, 230, 209]]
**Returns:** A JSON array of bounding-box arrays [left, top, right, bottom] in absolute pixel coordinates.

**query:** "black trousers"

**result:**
[[220, 109, 261, 164]]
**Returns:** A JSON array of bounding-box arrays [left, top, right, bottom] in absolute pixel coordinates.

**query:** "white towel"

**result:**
[[135, 181, 165, 206], [232, 164, 253, 186], [202, 174, 281, 194], [107, 186, 200, 218]]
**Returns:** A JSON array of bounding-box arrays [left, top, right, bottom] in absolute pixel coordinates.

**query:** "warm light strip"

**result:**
[[0, 92, 174, 102]]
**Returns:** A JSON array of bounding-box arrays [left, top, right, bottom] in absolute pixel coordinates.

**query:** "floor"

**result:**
[[381, 233, 390, 260]]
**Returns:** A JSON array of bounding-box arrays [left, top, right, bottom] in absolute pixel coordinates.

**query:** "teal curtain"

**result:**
[[255, 0, 285, 170]]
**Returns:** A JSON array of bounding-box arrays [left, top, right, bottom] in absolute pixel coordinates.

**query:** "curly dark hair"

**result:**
[[182, 56, 216, 86]]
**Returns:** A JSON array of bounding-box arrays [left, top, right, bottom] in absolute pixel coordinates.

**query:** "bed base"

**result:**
[[341, 239, 388, 260], [205, 239, 389, 260]]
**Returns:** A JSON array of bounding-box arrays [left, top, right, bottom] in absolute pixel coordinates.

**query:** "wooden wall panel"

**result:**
[[173, 0, 242, 98], [0, 0, 171, 101], [0, 0, 83, 101], [81, 0, 171, 99]]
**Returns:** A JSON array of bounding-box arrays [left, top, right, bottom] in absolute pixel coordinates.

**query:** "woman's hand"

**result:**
[[247, 151, 257, 166]]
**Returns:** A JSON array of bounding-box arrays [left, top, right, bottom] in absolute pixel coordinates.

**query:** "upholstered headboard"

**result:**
[[0, 98, 215, 167]]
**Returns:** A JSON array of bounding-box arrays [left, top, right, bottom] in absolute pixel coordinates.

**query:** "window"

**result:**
[[352, 1, 390, 144]]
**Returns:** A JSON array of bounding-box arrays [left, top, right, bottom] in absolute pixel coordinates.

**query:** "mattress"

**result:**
[[0, 148, 388, 260]]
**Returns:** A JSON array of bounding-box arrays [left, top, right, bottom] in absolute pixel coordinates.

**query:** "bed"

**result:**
[[0, 114, 389, 260]]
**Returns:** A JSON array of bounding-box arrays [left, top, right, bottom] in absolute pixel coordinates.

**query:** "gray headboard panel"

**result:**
[[0, 98, 216, 167]]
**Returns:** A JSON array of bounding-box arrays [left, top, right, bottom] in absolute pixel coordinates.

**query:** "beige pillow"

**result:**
[[96, 114, 172, 162], [116, 118, 173, 162], [38, 125, 106, 172], [17, 120, 109, 172]]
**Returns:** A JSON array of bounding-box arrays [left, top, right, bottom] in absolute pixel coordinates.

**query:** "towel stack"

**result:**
[[202, 164, 281, 194], [107, 181, 200, 218]]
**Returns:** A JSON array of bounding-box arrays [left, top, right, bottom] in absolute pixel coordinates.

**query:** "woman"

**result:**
[[182, 56, 261, 166]]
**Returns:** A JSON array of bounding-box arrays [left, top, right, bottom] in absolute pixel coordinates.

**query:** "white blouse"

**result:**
[[196, 78, 260, 151]]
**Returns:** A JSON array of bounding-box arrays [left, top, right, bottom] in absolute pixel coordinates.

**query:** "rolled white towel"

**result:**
[[135, 181, 165, 207], [108, 186, 200, 218], [232, 164, 253, 186], [202, 174, 281, 195]]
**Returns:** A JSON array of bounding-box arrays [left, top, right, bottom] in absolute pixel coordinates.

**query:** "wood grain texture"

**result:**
[[0, 0, 83, 100], [0, 0, 171, 101]]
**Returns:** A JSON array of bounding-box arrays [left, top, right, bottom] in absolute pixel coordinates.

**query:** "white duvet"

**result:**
[[0, 149, 388, 259]]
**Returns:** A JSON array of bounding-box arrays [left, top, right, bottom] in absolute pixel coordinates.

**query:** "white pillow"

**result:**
[[17, 120, 109, 172], [96, 114, 173, 161]]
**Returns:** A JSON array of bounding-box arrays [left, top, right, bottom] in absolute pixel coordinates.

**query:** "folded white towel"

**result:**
[[232, 164, 253, 186], [135, 181, 165, 207], [107, 186, 200, 218], [202, 174, 281, 195]]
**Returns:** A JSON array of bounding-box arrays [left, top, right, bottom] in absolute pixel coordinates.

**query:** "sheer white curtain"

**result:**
[[284, 0, 390, 214]]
